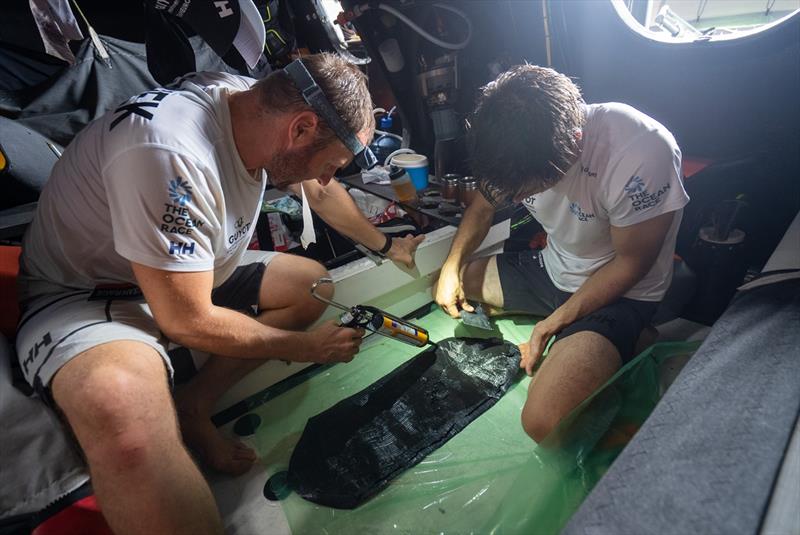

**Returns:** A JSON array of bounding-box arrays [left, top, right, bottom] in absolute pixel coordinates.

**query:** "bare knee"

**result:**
[[462, 256, 504, 308], [55, 358, 178, 470], [302, 262, 332, 319], [261, 256, 331, 324], [431, 256, 503, 308], [309, 263, 333, 300], [520, 332, 622, 444], [521, 406, 560, 443]]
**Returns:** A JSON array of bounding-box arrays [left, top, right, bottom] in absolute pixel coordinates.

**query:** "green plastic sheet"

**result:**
[[246, 308, 699, 534]]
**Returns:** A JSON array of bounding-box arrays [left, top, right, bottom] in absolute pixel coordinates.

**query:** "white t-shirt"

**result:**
[[522, 103, 690, 301], [19, 72, 266, 301]]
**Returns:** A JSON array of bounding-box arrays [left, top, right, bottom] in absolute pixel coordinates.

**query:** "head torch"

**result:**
[[284, 59, 377, 170]]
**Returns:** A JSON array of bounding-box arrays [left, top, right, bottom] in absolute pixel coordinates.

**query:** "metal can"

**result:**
[[459, 175, 478, 207], [441, 173, 461, 203]]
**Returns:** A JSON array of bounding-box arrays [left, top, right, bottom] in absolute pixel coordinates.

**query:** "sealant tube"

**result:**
[[364, 307, 430, 347]]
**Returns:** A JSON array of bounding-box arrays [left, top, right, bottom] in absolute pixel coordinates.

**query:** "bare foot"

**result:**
[[177, 409, 258, 476]]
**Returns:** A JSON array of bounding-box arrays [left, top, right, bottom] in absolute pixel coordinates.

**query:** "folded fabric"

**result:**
[[287, 337, 521, 509], [361, 166, 391, 185]]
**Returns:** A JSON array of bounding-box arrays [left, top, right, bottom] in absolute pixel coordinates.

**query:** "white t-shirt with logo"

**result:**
[[522, 103, 690, 301], [19, 72, 266, 301]]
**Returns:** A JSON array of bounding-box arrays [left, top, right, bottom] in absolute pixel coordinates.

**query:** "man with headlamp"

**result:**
[[16, 53, 422, 534]]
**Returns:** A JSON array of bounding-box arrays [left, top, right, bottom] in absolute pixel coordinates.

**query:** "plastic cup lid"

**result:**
[[391, 153, 428, 168]]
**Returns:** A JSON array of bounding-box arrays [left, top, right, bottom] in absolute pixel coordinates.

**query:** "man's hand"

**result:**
[[386, 233, 425, 268], [435, 266, 475, 318], [519, 314, 565, 376], [301, 320, 364, 364]]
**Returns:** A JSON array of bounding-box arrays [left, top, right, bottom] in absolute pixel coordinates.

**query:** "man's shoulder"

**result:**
[[173, 71, 257, 92], [588, 103, 669, 133], [101, 88, 225, 164], [587, 102, 679, 158]]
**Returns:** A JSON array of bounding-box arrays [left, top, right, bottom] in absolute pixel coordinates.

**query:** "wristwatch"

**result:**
[[375, 235, 393, 256]]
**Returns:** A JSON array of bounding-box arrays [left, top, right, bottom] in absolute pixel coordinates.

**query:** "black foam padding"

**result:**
[[287, 337, 521, 509]]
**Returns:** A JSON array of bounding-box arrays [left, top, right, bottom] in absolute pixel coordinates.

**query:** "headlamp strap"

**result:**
[[284, 59, 365, 157]]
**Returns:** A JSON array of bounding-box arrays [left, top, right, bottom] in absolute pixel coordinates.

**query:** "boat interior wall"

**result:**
[[348, 0, 799, 322], [552, 2, 800, 159], [348, 1, 799, 158]]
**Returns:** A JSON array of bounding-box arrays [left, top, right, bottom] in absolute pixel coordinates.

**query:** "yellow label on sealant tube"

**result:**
[[380, 316, 429, 346]]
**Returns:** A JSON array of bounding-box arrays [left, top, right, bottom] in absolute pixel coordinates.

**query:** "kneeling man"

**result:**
[[435, 65, 688, 443]]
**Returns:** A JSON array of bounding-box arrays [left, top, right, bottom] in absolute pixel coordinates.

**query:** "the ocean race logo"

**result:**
[[161, 177, 204, 237], [168, 178, 193, 206], [569, 201, 595, 222], [624, 175, 670, 212], [624, 175, 646, 195]]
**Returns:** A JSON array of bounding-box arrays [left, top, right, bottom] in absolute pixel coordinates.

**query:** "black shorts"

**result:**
[[211, 260, 269, 313], [496, 249, 658, 363]]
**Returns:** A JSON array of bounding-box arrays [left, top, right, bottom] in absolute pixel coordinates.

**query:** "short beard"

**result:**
[[267, 145, 317, 190]]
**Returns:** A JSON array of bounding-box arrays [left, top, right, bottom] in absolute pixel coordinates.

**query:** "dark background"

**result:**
[[2, 0, 798, 320]]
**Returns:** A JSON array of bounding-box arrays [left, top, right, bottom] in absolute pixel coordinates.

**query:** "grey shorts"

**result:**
[[15, 250, 278, 397], [496, 249, 658, 363]]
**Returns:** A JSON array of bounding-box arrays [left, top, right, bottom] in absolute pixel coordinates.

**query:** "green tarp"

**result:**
[[241, 308, 698, 534]]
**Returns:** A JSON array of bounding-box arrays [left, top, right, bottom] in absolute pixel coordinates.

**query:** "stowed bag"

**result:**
[[287, 337, 521, 509]]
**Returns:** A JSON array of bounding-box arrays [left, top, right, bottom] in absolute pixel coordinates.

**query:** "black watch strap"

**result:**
[[377, 234, 393, 255]]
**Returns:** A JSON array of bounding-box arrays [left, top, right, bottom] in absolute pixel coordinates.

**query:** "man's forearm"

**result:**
[[443, 196, 495, 271], [305, 180, 387, 252], [553, 212, 675, 327], [552, 257, 649, 326], [165, 305, 307, 361]]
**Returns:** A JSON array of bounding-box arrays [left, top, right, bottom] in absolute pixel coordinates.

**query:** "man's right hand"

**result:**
[[301, 320, 364, 363], [435, 266, 475, 318]]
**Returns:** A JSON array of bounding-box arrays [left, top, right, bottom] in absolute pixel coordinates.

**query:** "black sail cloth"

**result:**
[[287, 337, 521, 509]]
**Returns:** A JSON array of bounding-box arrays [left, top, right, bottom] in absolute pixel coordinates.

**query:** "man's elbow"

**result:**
[[616, 255, 657, 285], [152, 305, 215, 346]]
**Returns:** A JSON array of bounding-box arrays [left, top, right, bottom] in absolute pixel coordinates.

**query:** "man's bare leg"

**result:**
[[455, 255, 623, 443], [52, 341, 223, 535], [460, 256, 506, 312], [175, 255, 332, 474], [521, 332, 621, 442], [431, 255, 506, 311]]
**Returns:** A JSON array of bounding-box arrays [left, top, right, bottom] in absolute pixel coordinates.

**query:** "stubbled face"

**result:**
[[267, 129, 372, 190]]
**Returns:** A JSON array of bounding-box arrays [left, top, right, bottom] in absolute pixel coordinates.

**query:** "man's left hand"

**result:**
[[386, 233, 426, 268], [520, 313, 566, 376]]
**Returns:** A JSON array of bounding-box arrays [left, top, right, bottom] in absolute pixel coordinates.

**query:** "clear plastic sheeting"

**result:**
[[247, 308, 699, 534]]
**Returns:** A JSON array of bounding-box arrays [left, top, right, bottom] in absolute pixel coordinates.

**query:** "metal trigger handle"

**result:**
[[310, 277, 350, 313]]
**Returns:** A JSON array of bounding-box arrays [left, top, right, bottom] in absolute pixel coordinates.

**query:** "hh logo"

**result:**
[[168, 178, 193, 206], [215, 1, 233, 17], [22, 332, 52, 375], [169, 241, 196, 255], [110, 89, 174, 131]]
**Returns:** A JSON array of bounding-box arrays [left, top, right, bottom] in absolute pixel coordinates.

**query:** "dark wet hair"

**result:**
[[254, 52, 374, 147], [470, 64, 584, 204]]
